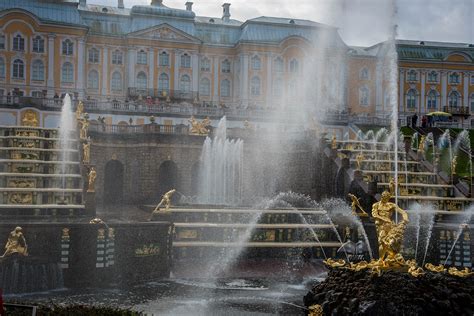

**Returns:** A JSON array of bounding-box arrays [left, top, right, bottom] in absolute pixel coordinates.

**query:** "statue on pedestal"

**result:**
[[153, 189, 176, 213], [78, 116, 89, 140], [87, 167, 97, 192], [83, 142, 90, 164], [188, 116, 210, 135], [348, 193, 368, 217], [75, 101, 84, 121], [1, 227, 28, 258]]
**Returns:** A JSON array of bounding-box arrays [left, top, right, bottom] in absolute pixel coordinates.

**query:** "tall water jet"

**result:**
[[197, 117, 244, 205], [421, 209, 436, 266], [58, 94, 76, 203]]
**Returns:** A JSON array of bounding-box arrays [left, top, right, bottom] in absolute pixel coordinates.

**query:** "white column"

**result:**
[[101, 46, 108, 96], [266, 53, 272, 107], [127, 48, 136, 88], [148, 50, 155, 92], [420, 71, 425, 114], [375, 61, 383, 109], [77, 38, 85, 98], [192, 53, 199, 93], [398, 69, 404, 113], [174, 50, 180, 91], [233, 59, 239, 105], [441, 71, 447, 109], [240, 54, 249, 107], [212, 56, 219, 102], [47, 34, 56, 96], [463, 72, 469, 108]]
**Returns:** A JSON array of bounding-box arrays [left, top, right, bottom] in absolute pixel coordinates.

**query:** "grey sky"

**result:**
[[91, 0, 474, 46]]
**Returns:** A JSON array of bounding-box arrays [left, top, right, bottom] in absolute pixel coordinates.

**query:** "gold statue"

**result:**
[[76, 101, 84, 121], [1, 227, 28, 258], [331, 135, 337, 149], [448, 267, 473, 277], [21, 110, 39, 127], [451, 155, 457, 175], [348, 193, 368, 217], [79, 116, 89, 140], [82, 142, 90, 164], [406, 259, 424, 277], [388, 177, 396, 196], [87, 167, 97, 192], [418, 135, 426, 154], [371, 190, 409, 266], [355, 152, 364, 170], [189, 116, 211, 135], [153, 189, 176, 213], [425, 263, 446, 273]]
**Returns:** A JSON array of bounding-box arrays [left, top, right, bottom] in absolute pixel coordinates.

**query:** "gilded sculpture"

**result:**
[[425, 263, 446, 273], [78, 116, 90, 140], [355, 152, 364, 170], [1, 227, 28, 258], [83, 142, 90, 164], [331, 135, 337, 149], [188, 116, 211, 135], [451, 155, 457, 175], [87, 167, 97, 192], [348, 193, 368, 217], [389, 177, 396, 196], [75, 101, 84, 121], [21, 110, 39, 127], [448, 267, 474, 277], [153, 189, 176, 213], [418, 135, 426, 154]]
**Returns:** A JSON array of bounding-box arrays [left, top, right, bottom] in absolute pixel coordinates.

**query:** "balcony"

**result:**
[[127, 88, 198, 102], [443, 106, 470, 116]]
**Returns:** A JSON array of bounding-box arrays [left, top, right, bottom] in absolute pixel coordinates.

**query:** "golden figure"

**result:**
[[87, 167, 97, 192], [355, 152, 364, 170], [75, 101, 84, 121], [418, 135, 426, 154], [82, 142, 90, 164], [21, 110, 39, 127], [1, 227, 28, 258], [388, 177, 396, 196], [425, 263, 446, 273], [371, 190, 409, 266], [451, 155, 457, 175], [448, 267, 473, 277], [331, 135, 337, 149], [406, 259, 424, 277], [79, 117, 89, 140], [348, 193, 368, 217], [153, 189, 176, 213], [308, 304, 323, 316], [188, 116, 211, 135], [323, 258, 346, 268]]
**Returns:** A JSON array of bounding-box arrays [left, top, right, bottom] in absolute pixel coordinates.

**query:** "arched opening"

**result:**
[[104, 160, 124, 205], [157, 160, 178, 198]]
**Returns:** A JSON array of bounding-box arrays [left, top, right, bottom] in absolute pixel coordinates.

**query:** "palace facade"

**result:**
[[0, 0, 473, 128]]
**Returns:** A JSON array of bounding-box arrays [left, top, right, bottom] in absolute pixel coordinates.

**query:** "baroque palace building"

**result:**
[[0, 0, 474, 128]]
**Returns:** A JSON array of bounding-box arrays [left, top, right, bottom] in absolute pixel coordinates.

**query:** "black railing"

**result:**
[[127, 88, 199, 101], [443, 106, 470, 116]]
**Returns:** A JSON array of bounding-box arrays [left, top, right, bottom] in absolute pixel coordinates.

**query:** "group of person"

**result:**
[[408, 113, 434, 128]]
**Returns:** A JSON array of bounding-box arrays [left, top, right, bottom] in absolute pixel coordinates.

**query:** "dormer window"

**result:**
[[32, 36, 44, 53], [13, 34, 25, 51]]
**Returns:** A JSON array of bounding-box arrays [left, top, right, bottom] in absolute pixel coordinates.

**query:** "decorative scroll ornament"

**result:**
[[188, 116, 211, 136]]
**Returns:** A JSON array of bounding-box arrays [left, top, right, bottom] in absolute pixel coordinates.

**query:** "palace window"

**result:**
[[201, 57, 210, 72], [471, 75, 474, 85], [221, 59, 231, 73], [251, 56, 261, 70], [359, 87, 369, 105], [250, 76, 260, 96], [159, 52, 169, 66], [199, 78, 210, 96], [13, 34, 25, 51], [0, 35, 5, 49], [31, 91, 43, 98], [427, 90, 437, 109], [112, 50, 122, 65], [62, 39, 74, 55], [137, 50, 147, 65], [406, 89, 417, 108], [136, 72, 147, 91], [12, 59, 25, 79], [111, 72, 122, 91], [359, 67, 369, 80], [221, 79, 231, 97], [273, 78, 283, 96], [288, 80, 297, 99], [61, 62, 74, 83], [449, 72, 460, 84], [158, 73, 169, 91], [0, 58, 5, 78], [32, 36, 45, 53], [32, 60, 45, 81], [470, 93, 474, 113], [289, 59, 299, 73], [274, 57, 284, 73], [407, 70, 417, 82], [427, 71, 438, 83], [448, 91, 460, 107], [87, 70, 99, 89], [181, 54, 191, 68], [88, 48, 100, 63], [180, 75, 191, 92]]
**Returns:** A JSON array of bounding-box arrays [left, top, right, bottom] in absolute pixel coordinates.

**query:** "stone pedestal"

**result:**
[[150, 211, 172, 222], [85, 191, 96, 217]]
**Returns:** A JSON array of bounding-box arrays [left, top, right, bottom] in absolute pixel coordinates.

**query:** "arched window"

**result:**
[[448, 91, 460, 107], [32, 36, 44, 53], [359, 87, 369, 105], [274, 57, 284, 72], [62, 39, 74, 55], [111, 72, 122, 91], [13, 34, 25, 51], [251, 76, 260, 96], [0, 34, 5, 49], [359, 67, 369, 80], [112, 50, 122, 65], [449, 72, 460, 84], [180, 74, 191, 92], [427, 71, 438, 83], [407, 70, 417, 82], [88, 48, 100, 63], [273, 78, 283, 96], [159, 52, 169, 66], [87, 70, 99, 89], [201, 57, 210, 72], [221, 59, 231, 73], [181, 53, 191, 68], [221, 79, 231, 97], [61, 62, 74, 83], [289, 59, 299, 73], [136, 72, 147, 91], [199, 78, 210, 96], [32, 60, 44, 81], [158, 73, 169, 91], [427, 90, 437, 109], [137, 50, 147, 64], [251, 56, 261, 70], [12, 59, 25, 79], [0, 57, 6, 78], [406, 89, 417, 108]]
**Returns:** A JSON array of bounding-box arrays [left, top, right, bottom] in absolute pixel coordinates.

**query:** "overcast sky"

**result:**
[[92, 0, 474, 46]]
